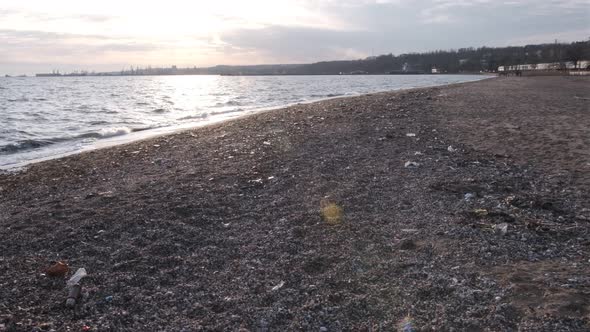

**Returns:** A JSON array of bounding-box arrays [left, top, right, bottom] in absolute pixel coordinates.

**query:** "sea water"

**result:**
[[0, 74, 487, 168]]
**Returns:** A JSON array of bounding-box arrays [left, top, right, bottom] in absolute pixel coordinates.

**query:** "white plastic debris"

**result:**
[[271, 281, 285, 291], [263, 141, 271, 145], [464, 193, 476, 200], [448, 145, 457, 153], [406, 133, 416, 137], [67, 268, 87, 286], [404, 161, 420, 168]]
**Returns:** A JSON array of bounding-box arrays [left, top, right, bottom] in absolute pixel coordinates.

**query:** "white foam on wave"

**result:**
[[98, 127, 133, 138]]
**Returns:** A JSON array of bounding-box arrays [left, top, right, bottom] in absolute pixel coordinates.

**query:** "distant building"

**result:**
[[498, 60, 590, 72], [431, 67, 439, 74]]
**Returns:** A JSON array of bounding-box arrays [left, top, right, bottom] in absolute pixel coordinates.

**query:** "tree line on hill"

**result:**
[[282, 40, 590, 75], [39, 40, 590, 77]]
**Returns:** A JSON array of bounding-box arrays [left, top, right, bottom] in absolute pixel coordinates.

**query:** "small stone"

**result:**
[[404, 161, 420, 168], [320, 327, 328, 332], [399, 239, 417, 250], [494, 223, 508, 235]]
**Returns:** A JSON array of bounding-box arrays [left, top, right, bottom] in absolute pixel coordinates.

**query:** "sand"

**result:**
[[0, 76, 589, 331]]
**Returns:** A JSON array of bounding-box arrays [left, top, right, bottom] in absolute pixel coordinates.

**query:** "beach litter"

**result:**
[[473, 208, 489, 217], [404, 161, 420, 168], [320, 201, 344, 226], [271, 281, 285, 291], [447, 145, 457, 153], [45, 261, 69, 278], [406, 133, 416, 137], [493, 223, 509, 235], [65, 268, 87, 308], [464, 193, 476, 201], [399, 315, 415, 332]]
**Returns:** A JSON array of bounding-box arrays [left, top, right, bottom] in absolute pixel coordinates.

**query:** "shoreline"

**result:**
[[1, 76, 588, 331], [0, 75, 493, 171]]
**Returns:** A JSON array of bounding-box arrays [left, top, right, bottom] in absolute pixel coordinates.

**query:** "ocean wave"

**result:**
[[214, 100, 242, 107], [309, 93, 344, 98], [0, 139, 55, 154], [209, 108, 245, 116], [177, 107, 245, 121], [177, 113, 209, 121], [0, 126, 144, 155], [97, 127, 133, 138], [77, 126, 133, 139]]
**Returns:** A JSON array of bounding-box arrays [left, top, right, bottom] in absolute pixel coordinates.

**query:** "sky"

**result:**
[[1, 0, 589, 75]]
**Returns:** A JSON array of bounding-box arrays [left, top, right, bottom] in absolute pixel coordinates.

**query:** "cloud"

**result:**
[[220, 25, 372, 63], [0, 29, 158, 67], [0, 8, 117, 23], [419, 0, 590, 24]]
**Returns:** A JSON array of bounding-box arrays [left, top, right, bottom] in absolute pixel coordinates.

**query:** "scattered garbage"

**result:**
[[320, 201, 344, 226], [464, 193, 476, 201], [263, 141, 271, 145], [271, 281, 285, 291], [494, 223, 509, 235], [45, 261, 69, 277], [404, 161, 420, 168], [66, 268, 87, 308], [447, 145, 457, 153], [105, 295, 114, 303], [406, 133, 416, 137], [473, 208, 489, 216], [399, 315, 415, 332], [67, 268, 87, 286]]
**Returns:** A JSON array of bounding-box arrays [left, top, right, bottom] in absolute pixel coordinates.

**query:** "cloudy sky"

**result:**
[[1, 0, 589, 74]]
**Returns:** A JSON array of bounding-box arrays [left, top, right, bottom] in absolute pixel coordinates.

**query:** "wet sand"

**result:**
[[1, 76, 589, 331]]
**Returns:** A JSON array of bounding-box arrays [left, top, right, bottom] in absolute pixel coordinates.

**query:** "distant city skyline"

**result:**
[[1, 0, 589, 75]]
